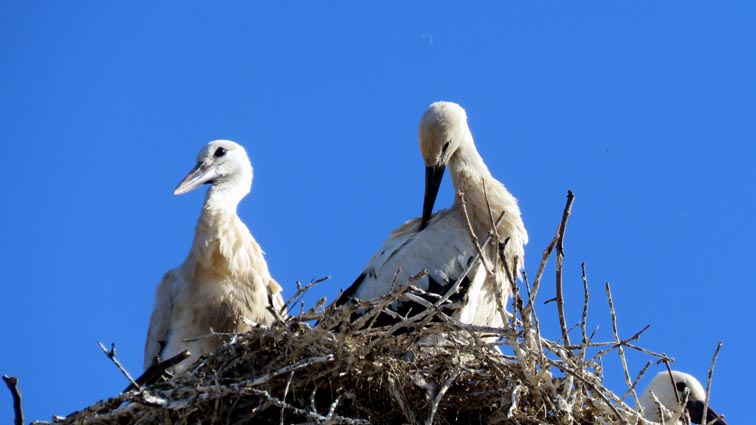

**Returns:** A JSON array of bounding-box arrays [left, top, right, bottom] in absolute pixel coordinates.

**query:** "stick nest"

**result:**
[[49, 192, 672, 424], [57, 311, 631, 424]]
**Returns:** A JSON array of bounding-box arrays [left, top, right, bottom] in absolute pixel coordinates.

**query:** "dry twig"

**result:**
[[2, 375, 24, 425], [555, 190, 575, 346], [605, 283, 642, 410], [97, 342, 140, 390], [703, 341, 724, 425], [128, 350, 191, 391]]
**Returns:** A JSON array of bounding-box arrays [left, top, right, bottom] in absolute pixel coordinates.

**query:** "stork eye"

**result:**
[[675, 382, 687, 392], [442, 140, 451, 154], [214, 147, 227, 158]]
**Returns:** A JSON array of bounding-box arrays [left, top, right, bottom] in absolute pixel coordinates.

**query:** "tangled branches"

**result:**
[[33, 192, 716, 425]]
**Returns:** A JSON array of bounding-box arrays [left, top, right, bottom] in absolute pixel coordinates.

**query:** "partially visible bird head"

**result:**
[[418, 101, 469, 168], [417, 101, 470, 230], [640, 371, 727, 425], [174, 140, 253, 199]]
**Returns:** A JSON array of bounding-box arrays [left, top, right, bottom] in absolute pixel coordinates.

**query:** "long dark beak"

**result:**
[[420, 164, 445, 230], [174, 162, 220, 195], [686, 400, 727, 425]]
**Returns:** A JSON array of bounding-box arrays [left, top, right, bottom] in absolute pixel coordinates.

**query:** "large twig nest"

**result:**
[[53, 286, 655, 425], [45, 193, 675, 425]]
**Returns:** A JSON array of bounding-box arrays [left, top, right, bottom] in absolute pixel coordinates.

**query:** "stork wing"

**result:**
[[143, 270, 178, 371], [333, 217, 424, 308], [333, 209, 477, 325]]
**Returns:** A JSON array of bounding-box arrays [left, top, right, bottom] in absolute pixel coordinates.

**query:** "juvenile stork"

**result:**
[[336, 101, 527, 336], [639, 371, 727, 425], [144, 140, 284, 374]]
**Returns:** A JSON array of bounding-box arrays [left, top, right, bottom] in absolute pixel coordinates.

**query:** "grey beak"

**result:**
[[420, 164, 445, 230], [174, 162, 220, 195], [686, 399, 727, 425]]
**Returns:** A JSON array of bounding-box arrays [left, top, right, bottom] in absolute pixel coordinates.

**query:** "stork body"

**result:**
[[337, 102, 527, 333], [639, 371, 727, 425], [144, 140, 284, 374]]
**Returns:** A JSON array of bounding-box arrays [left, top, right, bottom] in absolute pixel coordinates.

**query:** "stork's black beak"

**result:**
[[686, 399, 727, 425], [420, 164, 445, 230]]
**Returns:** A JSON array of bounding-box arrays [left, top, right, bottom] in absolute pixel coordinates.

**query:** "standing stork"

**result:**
[[144, 140, 284, 374], [336, 101, 527, 336], [639, 371, 727, 425]]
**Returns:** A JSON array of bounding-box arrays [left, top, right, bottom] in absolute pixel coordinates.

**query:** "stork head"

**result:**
[[174, 140, 253, 201], [417, 101, 470, 230], [640, 371, 727, 425]]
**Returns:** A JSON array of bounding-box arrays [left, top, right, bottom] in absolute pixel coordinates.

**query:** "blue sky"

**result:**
[[1, 2, 753, 422]]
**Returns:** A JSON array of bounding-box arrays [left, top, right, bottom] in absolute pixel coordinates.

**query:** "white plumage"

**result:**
[[639, 371, 727, 425], [144, 140, 284, 374], [337, 101, 527, 334]]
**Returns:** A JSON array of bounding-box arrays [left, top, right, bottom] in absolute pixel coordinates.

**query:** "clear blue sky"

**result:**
[[1, 2, 753, 423]]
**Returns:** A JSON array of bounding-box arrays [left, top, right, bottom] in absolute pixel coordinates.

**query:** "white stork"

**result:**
[[336, 101, 527, 336], [144, 140, 284, 374], [639, 371, 727, 425]]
